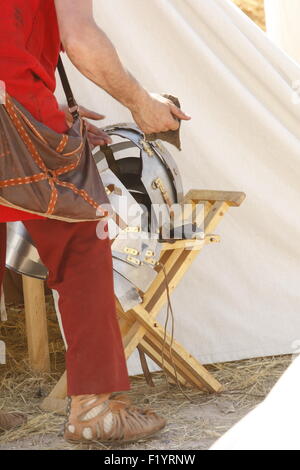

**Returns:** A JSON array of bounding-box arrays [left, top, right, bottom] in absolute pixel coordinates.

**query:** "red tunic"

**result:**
[[0, 0, 68, 222]]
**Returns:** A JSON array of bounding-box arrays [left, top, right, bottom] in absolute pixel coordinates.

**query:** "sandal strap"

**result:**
[[76, 393, 110, 422]]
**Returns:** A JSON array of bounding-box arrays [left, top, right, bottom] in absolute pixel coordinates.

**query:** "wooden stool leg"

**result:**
[[40, 371, 67, 415], [22, 275, 50, 373]]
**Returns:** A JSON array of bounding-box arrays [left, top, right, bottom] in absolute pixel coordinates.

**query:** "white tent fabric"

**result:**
[[265, 0, 300, 64], [211, 354, 300, 450], [55, 0, 300, 373]]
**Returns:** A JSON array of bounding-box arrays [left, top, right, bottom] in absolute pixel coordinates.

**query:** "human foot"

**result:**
[[64, 393, 166, 444]]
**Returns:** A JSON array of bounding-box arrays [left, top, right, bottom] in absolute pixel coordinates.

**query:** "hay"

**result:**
[[232, 0, 266, 30], [0, 297, 292, 450]]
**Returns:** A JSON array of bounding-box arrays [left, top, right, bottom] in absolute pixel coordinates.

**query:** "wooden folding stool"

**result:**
[[20, 189, 245, 413]]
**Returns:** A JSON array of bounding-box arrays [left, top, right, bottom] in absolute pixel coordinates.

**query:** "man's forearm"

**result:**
[[64, 23, 149, 112], [55, 0, 190, 134]]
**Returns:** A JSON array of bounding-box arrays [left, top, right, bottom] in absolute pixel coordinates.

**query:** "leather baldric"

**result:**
[[57, 56, 80, 121]]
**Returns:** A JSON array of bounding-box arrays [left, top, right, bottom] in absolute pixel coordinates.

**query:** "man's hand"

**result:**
[[55, 0, 192, 136], [62, 105, 112, 148], [130, 93, 191, 134]]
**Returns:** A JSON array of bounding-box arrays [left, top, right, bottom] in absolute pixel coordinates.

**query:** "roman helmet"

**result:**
[[6, 124, 200, 311]]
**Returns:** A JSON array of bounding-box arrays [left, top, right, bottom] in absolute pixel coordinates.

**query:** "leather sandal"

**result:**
[[64, 394, 166, 444], [0, 411, 27, 431]]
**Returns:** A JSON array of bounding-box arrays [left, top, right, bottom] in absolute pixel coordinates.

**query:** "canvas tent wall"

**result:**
[[265, 0, 300, 64]]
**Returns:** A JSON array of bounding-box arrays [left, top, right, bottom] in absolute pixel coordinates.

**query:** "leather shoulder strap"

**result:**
[[57, 56, 79, 120]]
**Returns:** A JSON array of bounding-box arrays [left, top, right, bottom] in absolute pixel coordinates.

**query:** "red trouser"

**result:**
[[0, 219, 130, 396]]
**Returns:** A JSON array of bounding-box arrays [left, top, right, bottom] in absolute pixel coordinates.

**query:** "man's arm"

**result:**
[[54, 0, 191, 134]]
